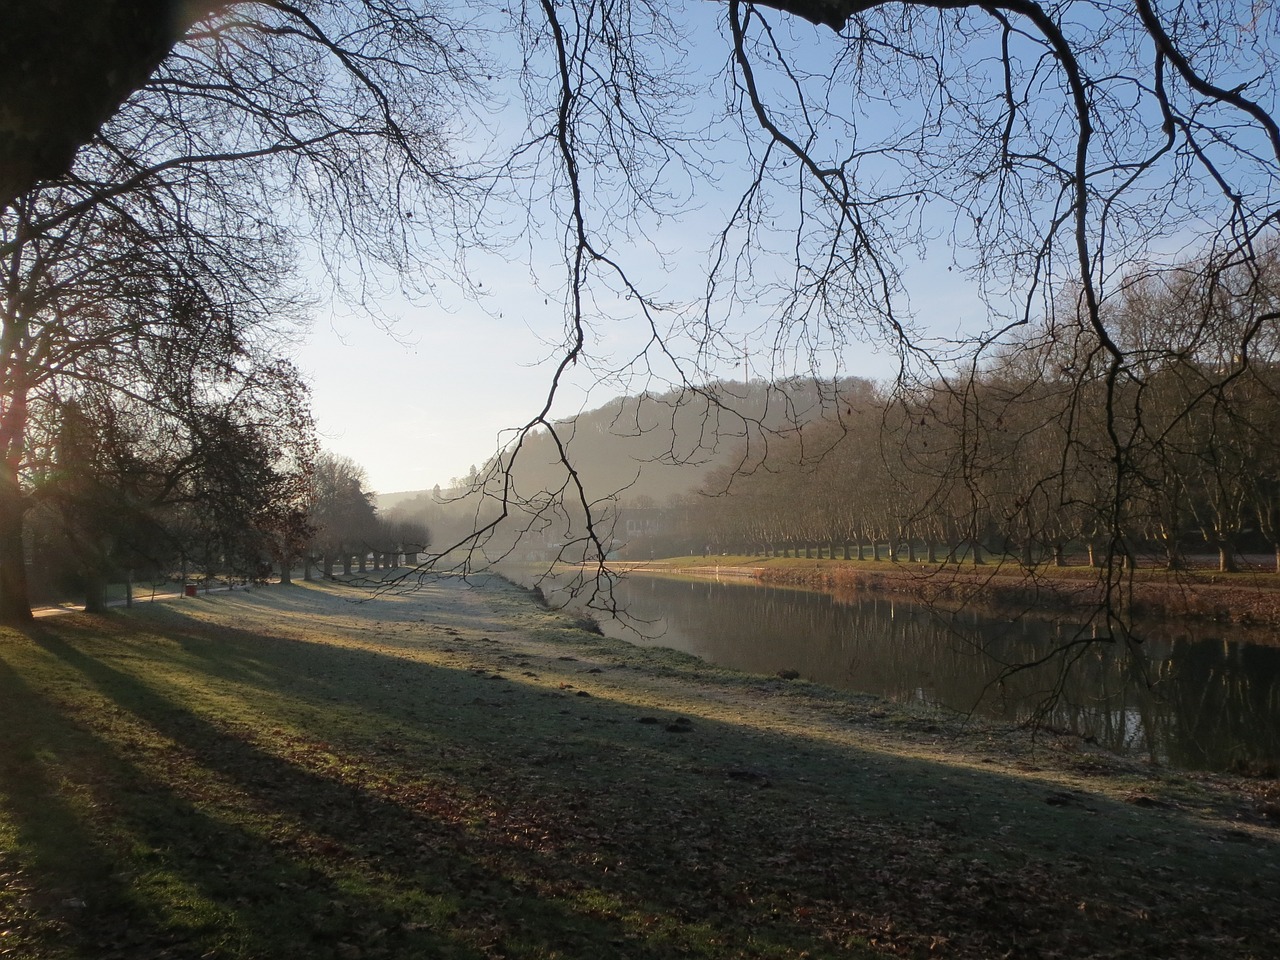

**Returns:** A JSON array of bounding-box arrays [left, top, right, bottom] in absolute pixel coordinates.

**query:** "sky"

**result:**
[[284, 4, 1104, 498], [289, 14, 993, 497], [297, 286, 572, 496], [294, 253, 974, 496]]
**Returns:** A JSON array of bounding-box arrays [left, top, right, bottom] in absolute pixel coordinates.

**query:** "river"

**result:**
[[542, 571, 1280, 773]]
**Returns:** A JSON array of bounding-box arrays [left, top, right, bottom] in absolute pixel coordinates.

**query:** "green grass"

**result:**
[[2, 578, 1278, 958]]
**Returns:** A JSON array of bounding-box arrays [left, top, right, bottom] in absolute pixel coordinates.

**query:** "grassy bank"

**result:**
[[619, 555, 1280, 628], [2, 578, 1278, 958]]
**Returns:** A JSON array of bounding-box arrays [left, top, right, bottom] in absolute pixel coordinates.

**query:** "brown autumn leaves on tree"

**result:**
[[1, 0, 1279, 636]]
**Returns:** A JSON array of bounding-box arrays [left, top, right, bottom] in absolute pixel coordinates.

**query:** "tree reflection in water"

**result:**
[[583, 575, 1280, 773]]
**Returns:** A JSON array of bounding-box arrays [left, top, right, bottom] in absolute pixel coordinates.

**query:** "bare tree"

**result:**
[[414, 0, 1271, 622], [0, 178, 315, 619], [2, 1, 1279, 627]]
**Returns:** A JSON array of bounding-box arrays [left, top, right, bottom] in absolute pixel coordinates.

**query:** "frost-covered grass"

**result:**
[[1, 577, 1277, 958]]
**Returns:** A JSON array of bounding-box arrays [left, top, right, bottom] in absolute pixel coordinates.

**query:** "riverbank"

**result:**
[[1, 577, 1277, 958], [616, 555, 1280, 628]]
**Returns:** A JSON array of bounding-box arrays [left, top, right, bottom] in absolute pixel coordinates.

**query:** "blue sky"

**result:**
[[289, 1, 1280, 496], [290, 6, 991, 495]]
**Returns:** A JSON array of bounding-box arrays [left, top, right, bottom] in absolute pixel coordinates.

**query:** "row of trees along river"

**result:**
[[687, 251, 1280, 574], [394, 248, 1280, 576], [19, 436, 427, 617]]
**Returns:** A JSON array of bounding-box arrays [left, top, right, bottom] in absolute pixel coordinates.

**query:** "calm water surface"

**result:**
[[558, 572, 1280, 773]]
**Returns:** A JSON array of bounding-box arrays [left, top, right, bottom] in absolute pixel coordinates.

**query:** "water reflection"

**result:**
[[578, 574, 1280, 773]]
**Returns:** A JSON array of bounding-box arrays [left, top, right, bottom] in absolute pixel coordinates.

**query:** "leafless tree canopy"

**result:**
[[2, 1, 1279, 623], [450, 0, 1280, 607]]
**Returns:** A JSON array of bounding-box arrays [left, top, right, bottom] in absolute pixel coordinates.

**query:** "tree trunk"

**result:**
[[303, 554, 314, 581], [342, 553, 352, 576], [927, 539, 938, 563], [1052, 543, 1065, 567], [1218, 543, 1239, 573], [83, 570, 107, 613], [970, 540, 985, 565], [0, 483, 31, 623], [842, 541, 851, 560], [279, 559, 292, 585]]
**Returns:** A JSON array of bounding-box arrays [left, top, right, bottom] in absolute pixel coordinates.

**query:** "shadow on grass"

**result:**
[[3, 613, 871, 959], [2, 636, 502, 959], [1, 594, 1278, 959]]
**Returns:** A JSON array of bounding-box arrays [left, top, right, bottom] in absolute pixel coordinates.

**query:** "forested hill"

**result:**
[[375, 490, 427, 514], [383, 378, 872, 534]]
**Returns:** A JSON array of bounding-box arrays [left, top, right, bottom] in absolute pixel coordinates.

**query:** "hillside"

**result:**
[[384, 377, 872, 542], [373, 489, 427, 513]]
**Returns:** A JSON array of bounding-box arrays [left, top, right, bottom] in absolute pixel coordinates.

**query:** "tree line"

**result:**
[[688, 250, 1280, 573], [3, 0, 1279, 621], [19, 427, 429, 614]]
